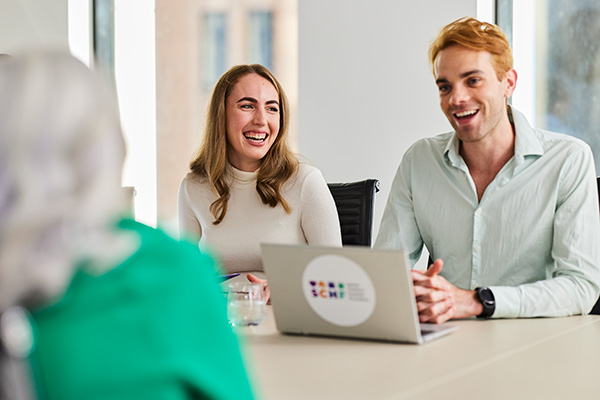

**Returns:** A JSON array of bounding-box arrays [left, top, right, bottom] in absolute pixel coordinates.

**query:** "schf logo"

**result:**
[[309, 280, 345, 299], [302, 254, 376, 327]]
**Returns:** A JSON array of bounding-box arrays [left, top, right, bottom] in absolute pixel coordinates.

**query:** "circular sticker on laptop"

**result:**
[[302, 254, 376, 327]]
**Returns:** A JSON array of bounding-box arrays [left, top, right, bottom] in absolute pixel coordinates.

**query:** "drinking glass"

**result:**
[[227, 281, 267, 327]]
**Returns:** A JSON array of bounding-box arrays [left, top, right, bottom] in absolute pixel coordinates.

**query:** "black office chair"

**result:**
[[590, 177, 600, 315], [327, 179, 380, 247]]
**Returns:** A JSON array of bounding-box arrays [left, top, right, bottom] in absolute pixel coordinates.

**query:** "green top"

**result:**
[[29, 219, 255, 400]]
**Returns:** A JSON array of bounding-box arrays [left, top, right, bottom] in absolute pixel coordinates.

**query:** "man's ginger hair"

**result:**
[[429, 17, 513, 80]]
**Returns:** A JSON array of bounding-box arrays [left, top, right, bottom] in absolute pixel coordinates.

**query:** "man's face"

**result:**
[[434, 45, 516, 144]]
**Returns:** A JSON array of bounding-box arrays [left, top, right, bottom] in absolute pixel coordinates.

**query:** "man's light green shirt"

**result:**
[[375, 107, 600, 318]]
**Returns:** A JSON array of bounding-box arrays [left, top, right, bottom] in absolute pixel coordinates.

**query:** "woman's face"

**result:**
[[225, 73, 280, 172]]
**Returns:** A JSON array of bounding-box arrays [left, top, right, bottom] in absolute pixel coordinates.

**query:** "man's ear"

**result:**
[[503, 69, 517, 99]]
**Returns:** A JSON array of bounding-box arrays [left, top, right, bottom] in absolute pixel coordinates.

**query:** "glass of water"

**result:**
[[227, 281, 267, 327]]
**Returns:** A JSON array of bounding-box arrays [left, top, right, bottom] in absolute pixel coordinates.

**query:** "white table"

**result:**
[[236, 307, 600, 400]]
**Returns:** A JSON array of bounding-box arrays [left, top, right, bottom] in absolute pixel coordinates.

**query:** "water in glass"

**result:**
[[227, 282, 266, 326]]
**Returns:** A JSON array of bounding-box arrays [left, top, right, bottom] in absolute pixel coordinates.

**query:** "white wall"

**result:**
[[0, 0, 68, 54], [298, 0, 478, 241]]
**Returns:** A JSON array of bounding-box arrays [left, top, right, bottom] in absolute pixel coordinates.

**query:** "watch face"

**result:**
[[479, 288, 494, 303]]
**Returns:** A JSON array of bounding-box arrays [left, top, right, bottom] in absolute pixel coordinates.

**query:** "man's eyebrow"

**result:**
[[460, 69, 483, 78], [436, 69, 484, 85]]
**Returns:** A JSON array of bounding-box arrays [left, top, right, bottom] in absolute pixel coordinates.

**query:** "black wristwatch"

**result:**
[[475, 287, 495, 319]]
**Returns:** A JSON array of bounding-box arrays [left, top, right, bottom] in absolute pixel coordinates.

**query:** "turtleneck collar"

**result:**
[[227, 163, 258, 188]]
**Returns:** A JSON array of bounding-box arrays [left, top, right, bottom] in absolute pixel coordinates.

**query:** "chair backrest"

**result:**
[[327, 179, 380, 247], [597, 176, 600, 212], [591, 177, 600, 315]]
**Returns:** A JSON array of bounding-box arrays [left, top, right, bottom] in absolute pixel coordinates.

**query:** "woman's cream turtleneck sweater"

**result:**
[[178, 164, 342, 274]]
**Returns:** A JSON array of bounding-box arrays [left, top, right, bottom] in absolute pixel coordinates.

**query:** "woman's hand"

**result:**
[[247, 273, 270, 303]]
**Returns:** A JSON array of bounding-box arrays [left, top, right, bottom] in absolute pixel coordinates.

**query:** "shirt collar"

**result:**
[[510, 106, 544, 160], [444, 133, 462, 167]]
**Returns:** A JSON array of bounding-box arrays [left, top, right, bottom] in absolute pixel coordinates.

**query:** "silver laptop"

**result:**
[[260, 244, 457, 344]]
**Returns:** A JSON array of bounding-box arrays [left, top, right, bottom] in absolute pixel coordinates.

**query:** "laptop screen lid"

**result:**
[[260, 243, 457, 344]]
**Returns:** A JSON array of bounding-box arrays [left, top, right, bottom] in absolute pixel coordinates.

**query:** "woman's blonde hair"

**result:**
[[190, 64, 298, 225]]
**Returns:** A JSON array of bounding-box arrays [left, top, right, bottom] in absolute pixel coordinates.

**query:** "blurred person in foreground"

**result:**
[[0, 52, 254, 400]]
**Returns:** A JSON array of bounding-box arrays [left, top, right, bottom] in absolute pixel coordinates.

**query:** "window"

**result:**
[[93, 0, 115, 82], [202, 13, 227, 89], [83, 0, 297, 227], [247, 11, 273, 69], [498, 0, 600, 175]]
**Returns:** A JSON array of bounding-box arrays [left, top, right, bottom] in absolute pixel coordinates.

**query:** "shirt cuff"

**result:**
[[488, 286, 521, 318]]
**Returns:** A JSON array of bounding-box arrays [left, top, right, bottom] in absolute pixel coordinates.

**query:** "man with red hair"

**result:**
[[376, 17, 600, 323]]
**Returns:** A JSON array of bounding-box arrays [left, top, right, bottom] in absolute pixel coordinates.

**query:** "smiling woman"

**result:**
[[178, 64, 342, 287]]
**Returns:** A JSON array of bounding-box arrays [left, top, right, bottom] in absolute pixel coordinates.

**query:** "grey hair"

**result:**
[[0, 52, 132, 311]]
